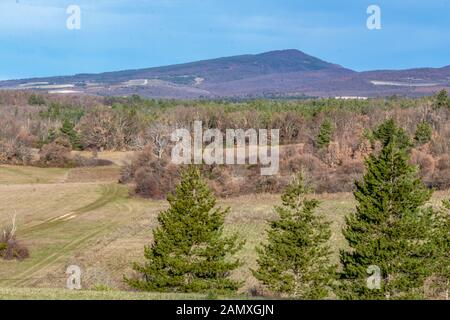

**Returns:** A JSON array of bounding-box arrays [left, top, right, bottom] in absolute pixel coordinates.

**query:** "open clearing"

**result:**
[[1, 164, 449, 299]]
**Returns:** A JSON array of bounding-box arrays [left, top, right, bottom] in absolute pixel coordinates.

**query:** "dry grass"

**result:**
[[0, 164, 448, 299], [0, 165, 68, 184], [65, 166, 122, 183], [72, 151, 134, 166], [0, 287, 214, 300]]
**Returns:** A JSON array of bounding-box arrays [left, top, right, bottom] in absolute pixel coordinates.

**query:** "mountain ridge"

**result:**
[[1, 49, 449, 98]]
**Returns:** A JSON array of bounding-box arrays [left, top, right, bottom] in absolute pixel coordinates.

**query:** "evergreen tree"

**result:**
[[252, 173, 334, 299], [316, 120, 333, 149], [371, 119, 411, 149], [60, 119, 81, 150], [414, 122, 432, 146], [28, 93, 45, 106], [431, 200, 450, 299], [125, 166, 244, 293], [435, 89, 450, 109], [339, 120, 439, 299]]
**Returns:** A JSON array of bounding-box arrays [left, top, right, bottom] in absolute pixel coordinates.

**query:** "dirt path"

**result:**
[[6, 225, 113, 287], [1, 183, 129, 288], [21, 184, 124, 235]]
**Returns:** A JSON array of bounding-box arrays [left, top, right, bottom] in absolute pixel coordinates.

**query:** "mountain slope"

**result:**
[[0, 49, 449, 98]]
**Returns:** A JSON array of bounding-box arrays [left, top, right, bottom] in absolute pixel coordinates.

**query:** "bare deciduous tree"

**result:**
[[146, 122, 173, 158]]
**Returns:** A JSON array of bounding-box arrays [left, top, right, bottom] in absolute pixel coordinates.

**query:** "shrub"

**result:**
[[201, 166, 240, 197], [0, 215, 29, 261], [123, 146, 179, 199], [38, 136, 74, 167], [430, 155, 450, 190], [432, 169, 450, 190], [27, 93, 46, 106], [77, 108, 125, 151], [0, 140, 33, 165], [411, 149, 436, 184], [283, 154, 326, 175], [436, 155, 450, 171]]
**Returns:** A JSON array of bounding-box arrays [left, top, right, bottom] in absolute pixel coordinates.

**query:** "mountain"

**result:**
[[1, 49, 449, 98]]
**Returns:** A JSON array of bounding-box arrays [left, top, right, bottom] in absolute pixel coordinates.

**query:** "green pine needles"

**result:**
[[252, 173, 335, 299], [126, 166, 244, 293], [431, 200, 450, 299], [60, 119, 82, 150], [316, 119, 333, 149], [338, 120, 445, 299], [435, 89, 450, 109], [414, 122, 433, 146], [126, 120, 448, 299]]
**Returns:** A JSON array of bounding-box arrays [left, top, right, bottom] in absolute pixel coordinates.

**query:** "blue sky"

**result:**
[[0, 0, 449, 79]]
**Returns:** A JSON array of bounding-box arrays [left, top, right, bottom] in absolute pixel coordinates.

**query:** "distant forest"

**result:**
[[1, 90, 449, 197]]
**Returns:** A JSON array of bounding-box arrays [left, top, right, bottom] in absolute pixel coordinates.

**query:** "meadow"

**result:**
[[1, 157, 448, 299]]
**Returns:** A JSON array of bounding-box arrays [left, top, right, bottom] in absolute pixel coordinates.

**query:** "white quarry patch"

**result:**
[[20, 83, 75, 90], [123, 79, 149, 86], [48, 90, 80, 94], [124, 79, 181, 88], [19, 82, 49, 87], [335, 96, 368, 100], [194, 77, 204, 85], [371, 80, 439, 87]]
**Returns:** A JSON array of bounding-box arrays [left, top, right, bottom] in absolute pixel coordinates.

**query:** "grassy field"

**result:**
[[0, 162, 448, 299], [0, 287, 212, 300]]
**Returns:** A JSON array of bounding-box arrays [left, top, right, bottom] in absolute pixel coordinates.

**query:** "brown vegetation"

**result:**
[[1, 91, 450, 197], [0, 215, 29, 261]]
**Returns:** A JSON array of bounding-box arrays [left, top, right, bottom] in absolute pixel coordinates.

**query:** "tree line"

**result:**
[[3, 90, 450, 193]]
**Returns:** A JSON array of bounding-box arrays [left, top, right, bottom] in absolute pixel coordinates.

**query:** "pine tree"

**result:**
[[125, 166, 244, 293], [431, 200, 450, 299], [339, 120, 438, 299], [435, 89, 450, 109], [60, 119, 82, 150], [371, 119, 411, 149], [252, 173, 334, 299], [414, 122, 432, 146], [316, 120, 333, 149]]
